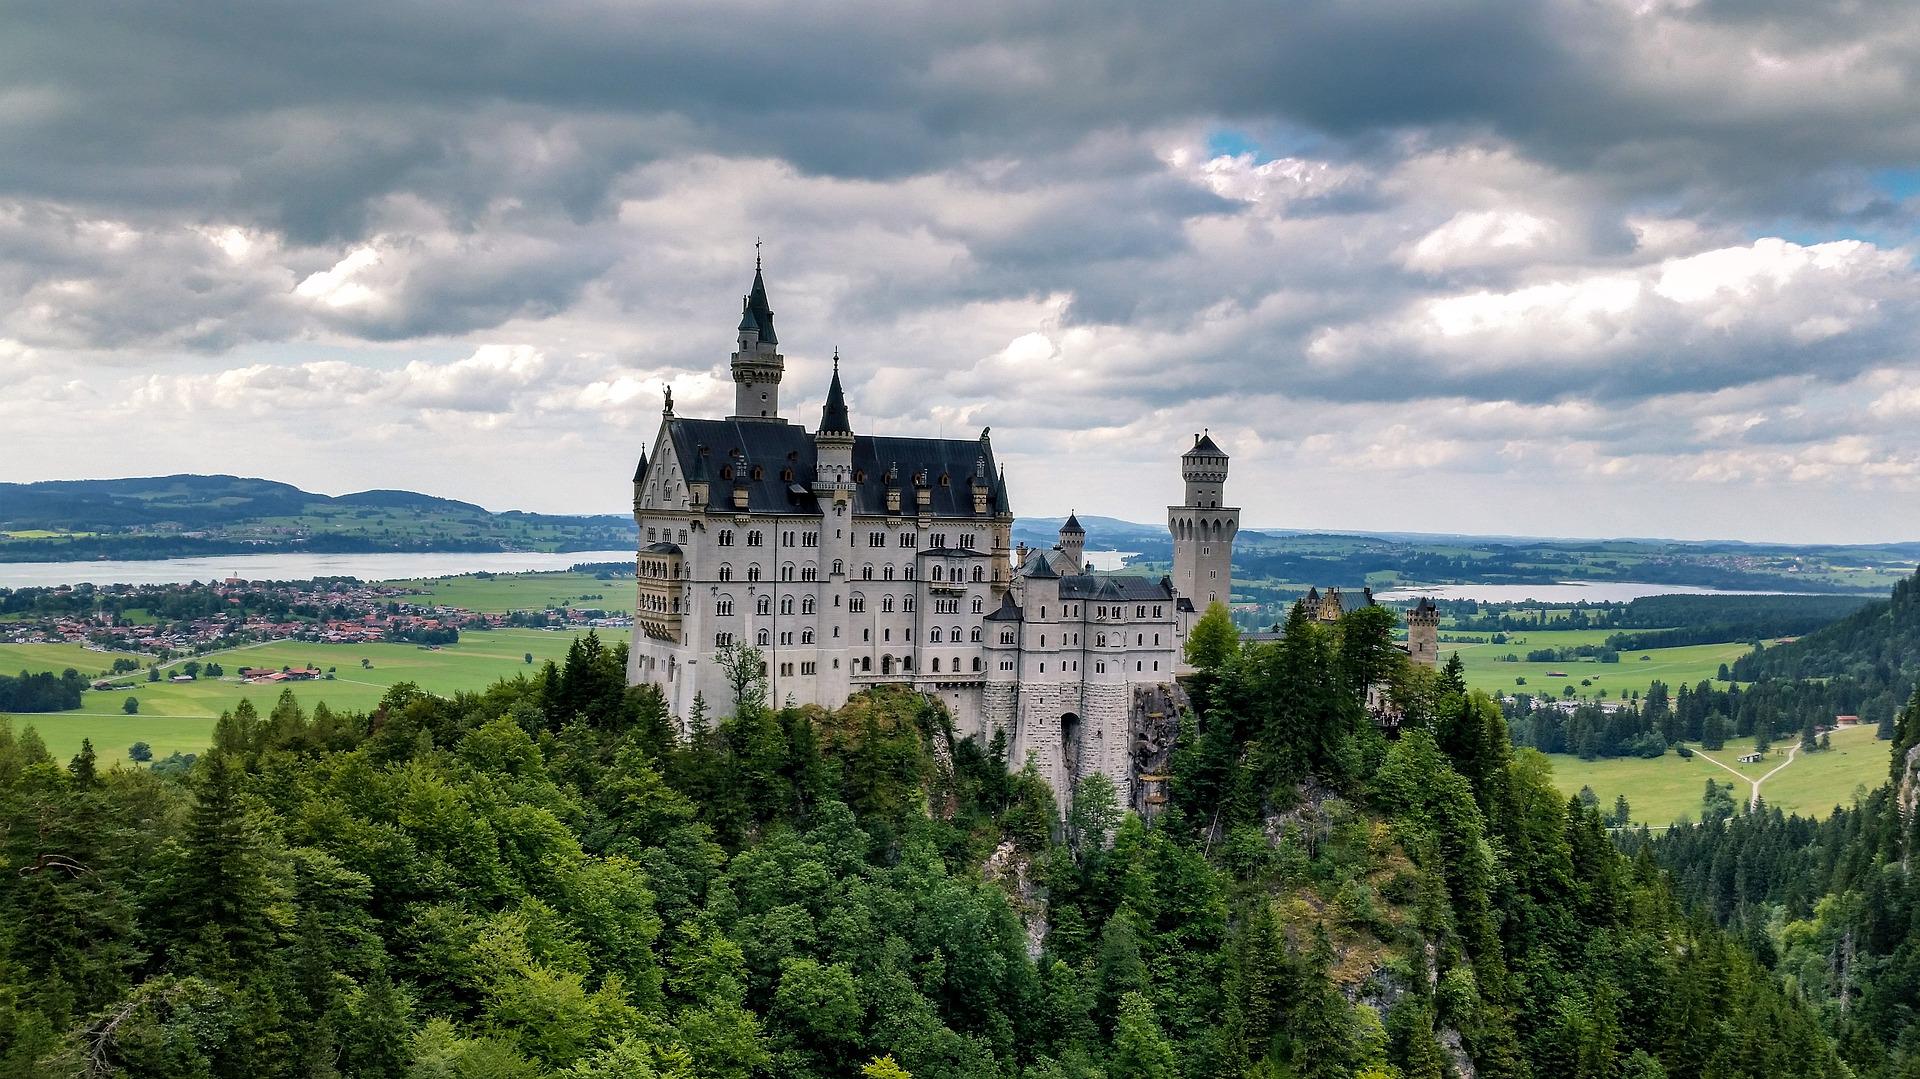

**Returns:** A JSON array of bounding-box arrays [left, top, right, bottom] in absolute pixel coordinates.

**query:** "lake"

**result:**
[[1373, 581, 1809, 604], [1083, 550, 1139, 571], [0, 550, 638, 589]]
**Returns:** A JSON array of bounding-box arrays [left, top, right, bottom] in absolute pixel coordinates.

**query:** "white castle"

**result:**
[[626, 261, 1242, 805]]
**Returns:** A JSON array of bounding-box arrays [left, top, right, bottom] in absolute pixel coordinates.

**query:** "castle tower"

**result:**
[[813, 354, 857, 701], [1058, 512, 1085, 572], [1406, 596, 1440, 667], [729, 255, 786, 422], [1167, 432, 1239, 608]]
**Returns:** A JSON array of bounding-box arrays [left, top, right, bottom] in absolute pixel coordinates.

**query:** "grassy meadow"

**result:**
[[389, 571, 633, 615], [1442, 633, 1753, 701], [2, 627, 589, 762], [1547, 723, 1888, 827]]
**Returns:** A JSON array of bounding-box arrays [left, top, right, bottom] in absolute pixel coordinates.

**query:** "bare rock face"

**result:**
[[1438, 1028, 1478, 1079], [1129, 683, 1186, 817], [981, 839, 1048, 960], [1899, 742, 1920, 823]]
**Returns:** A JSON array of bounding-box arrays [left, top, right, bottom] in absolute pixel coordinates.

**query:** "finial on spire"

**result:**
[[833, 348, 839, 372], [755, 237, 762, 271]]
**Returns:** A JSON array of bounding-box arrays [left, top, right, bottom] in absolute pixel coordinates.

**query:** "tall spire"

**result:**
[[819, 350, 851, 434], [744, 256, 776, 346]]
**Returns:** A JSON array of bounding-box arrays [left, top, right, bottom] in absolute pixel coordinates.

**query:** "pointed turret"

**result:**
[[632, 443, 649, 484], [730, 251, 786, 421], [818, 352, 851, 434], [1058, 511, 1085, 571]]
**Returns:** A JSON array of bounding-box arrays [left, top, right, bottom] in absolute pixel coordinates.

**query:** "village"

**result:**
[[0, 575, 626, 666]]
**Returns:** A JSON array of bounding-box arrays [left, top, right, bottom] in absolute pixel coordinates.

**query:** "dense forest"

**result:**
[[0, 669, 87, 714], [0, 612, 1856, 1077], [1628, 695, 1920, 1075]]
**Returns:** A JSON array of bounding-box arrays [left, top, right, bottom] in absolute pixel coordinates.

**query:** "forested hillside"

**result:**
[[1731, 567, 1920, 735], [1633, 695, 1920, 1075], [0, 475, 634, 561], [0, 618, 1846, 1078]]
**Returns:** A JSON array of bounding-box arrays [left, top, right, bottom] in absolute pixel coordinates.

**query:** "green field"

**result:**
[[0, 627, 593, 762], [1548, 724, 1889, 827], [391, 571, 634, 615], [1446, 633, 1753, 701]]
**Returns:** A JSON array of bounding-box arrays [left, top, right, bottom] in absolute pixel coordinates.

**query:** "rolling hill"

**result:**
[[0, 475, 635, 562]]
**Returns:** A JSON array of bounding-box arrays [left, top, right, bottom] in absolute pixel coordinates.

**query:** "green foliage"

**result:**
[[1183, 600, 1239, 672], [0, 612, 1860, 1079]]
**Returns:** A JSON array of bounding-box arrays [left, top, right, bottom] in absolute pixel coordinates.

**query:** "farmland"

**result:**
[[0, 627, 589, 762], [1442, 630, 1755, 700], [388, 571, 633, 615]]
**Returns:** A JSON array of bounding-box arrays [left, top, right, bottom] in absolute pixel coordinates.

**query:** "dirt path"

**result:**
[[1693, 743, 1797, 809]]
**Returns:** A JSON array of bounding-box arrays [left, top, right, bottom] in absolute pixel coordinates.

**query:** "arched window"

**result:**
[[862, 564, 874, 580], [930, 627, 943, 643], [950, 626, 961, 642], [831, 559, 844, 576], [882, 595, 895, 613], [932, 564, 944, 582], [718, 563, 733, 582], [972, 657, 983, 672], [781, 563, 795, 581], [756, 629, 770, 646], [970, 627, 982, 642], [781, 595, 794, 615], [972, 565, 984, 582], [932, 658, 941, 672], [850, 593, 866, 613], [746, 564, 761, 582], [883, 564, 896, 581], [801, 564, 817, 581], [903, 596, 915, 612], [716, 595, 734, 616], [802, 596, 815, 614], [972, 597, 984, 614], [718, 529, 734, 546], [903, 564, 914, 581], [801, 629, 814, 644], [756, 595, 771, 616], [747, 530, 764, 546]]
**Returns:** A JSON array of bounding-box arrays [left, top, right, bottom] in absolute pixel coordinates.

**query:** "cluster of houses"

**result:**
[[2, 577, 621, 661]]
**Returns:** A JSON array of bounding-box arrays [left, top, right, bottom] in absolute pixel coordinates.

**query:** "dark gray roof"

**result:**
[[642, 541, 682, 555], [632, 446, 648, 483], [1059, 575, 1175, 602], [1022, 551, 1058, 579], [1060, 512, 1084, 534], [1186, 433, 1225, 456], [984, 592, 1023, 621], [819, 359, 850, 433], [921, 546, 992, 558], [744, 267, 777, 345], [663, 416, 1005, 518]]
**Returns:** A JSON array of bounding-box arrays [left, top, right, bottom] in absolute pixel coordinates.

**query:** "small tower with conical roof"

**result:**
[[730, 253, 786, 422], [1168, 430, 1240, 611], [1058, 511, 1085, 572]]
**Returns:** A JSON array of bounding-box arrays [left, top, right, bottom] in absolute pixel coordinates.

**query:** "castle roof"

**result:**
[[1060, 512, 1084, 535], [1058, 575, 1174, 602], [1021, 550, 1059, 579], [632, 445, 648, 483], [1186, 432, 1225, 456], [984, 592, 1024, 621], [661, 416, 1005, 518], [641, 541, 682, 555], [743, 265, 777, 345], [818, 357, 850, 434]]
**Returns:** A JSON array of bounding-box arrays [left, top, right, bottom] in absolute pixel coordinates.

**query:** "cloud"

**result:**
[[6, 2, 1920, 540]]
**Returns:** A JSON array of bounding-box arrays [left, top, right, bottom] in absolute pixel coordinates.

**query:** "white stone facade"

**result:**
[[626, 266, 1236, 802]]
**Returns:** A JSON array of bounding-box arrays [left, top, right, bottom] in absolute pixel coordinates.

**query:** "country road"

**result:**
[[1694, 742, 1799, 809]]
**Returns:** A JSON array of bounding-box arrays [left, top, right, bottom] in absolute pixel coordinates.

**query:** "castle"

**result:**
[[627, 261, 1426, 804]]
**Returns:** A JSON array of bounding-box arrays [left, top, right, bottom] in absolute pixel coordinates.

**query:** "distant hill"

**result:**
[[0, 475, 635, 563], [1731, 568, 1920, 723]]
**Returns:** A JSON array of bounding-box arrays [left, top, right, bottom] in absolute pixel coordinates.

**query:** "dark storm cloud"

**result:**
[[7, 1, 1919, 233]]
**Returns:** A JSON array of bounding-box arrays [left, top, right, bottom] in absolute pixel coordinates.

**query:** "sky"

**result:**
[[6, 1, 1920, 543]]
